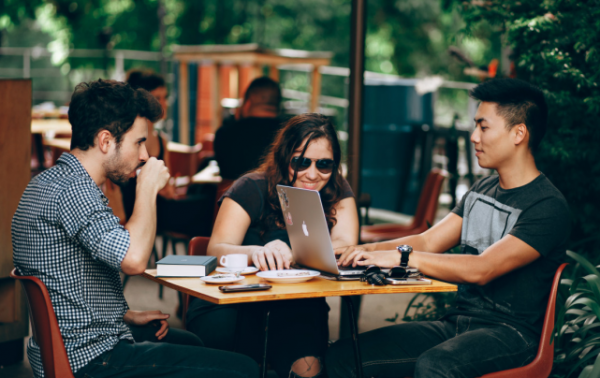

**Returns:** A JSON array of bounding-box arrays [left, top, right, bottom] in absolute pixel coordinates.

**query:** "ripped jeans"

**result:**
[[326, 315, 538, 378]]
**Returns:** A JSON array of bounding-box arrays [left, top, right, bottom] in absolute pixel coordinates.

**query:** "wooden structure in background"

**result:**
[[172, 43, 332, 145], [0, 79, 31, 364]]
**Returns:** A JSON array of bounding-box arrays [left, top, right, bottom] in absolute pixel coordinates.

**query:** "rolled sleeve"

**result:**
[[57, 178, 130, 271]]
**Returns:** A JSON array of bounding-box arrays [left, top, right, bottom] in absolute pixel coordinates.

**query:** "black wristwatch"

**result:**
[[396, 245, 413, 268]]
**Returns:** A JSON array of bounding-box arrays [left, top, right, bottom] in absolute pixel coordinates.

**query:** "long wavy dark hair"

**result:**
[[256, 113, 346, 233]]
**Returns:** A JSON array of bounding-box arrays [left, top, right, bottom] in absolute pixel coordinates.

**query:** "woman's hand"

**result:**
[[123, 310, 170, 340], [252, 240, 293, 271]]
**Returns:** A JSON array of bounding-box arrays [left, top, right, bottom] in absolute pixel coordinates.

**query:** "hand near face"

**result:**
[[137, 157, 170, 194], [252, 240, 293, 271]]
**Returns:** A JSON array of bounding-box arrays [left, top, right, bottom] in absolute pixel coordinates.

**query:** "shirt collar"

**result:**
[[56, 153, 109, 204]]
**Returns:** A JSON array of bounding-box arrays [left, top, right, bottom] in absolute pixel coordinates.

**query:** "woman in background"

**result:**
[[186, 113, 359, 378]]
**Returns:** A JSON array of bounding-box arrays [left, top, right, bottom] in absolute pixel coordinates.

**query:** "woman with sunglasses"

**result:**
[[185, 113, 359, 378]]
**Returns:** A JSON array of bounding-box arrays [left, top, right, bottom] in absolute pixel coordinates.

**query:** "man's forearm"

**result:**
[[411, 252, 490, 285], [368, 233, 430, 252], [122, 187, 158, 274]]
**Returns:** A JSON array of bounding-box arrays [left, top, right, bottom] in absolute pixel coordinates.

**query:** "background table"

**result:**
[[142, 269, 456, 378]]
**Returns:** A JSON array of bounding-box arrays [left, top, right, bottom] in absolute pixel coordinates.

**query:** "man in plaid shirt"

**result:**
[[12, 79, 258, 378]]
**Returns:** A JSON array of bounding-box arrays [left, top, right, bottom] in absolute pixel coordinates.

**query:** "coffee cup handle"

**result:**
[[220, 256, 227, 267]]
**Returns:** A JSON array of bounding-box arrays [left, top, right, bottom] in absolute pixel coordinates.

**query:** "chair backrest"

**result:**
[[10, 268, 74, 378], [411, 169, 448, 231], [167, 142, 203, 177], [480, 262, 568, 378], [182, 237, 211, 326]]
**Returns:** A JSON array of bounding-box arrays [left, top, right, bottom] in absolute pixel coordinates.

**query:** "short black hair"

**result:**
[[470, 78, 548, 151], [126, 69, 166, 92], [68, 79, 163, 151], [244, 76, 281, 108]]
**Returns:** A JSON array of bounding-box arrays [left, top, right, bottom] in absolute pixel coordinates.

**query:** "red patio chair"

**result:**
[[479, 262, 567, 378], [10, 268, 75, 378], [360, 169, 448, 243]]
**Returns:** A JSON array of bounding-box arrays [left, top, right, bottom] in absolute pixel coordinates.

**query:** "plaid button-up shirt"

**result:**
[[12, 153, 133, 377]]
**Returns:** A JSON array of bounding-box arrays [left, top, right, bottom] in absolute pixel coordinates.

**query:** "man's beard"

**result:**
[[105, 146, 140, 185]]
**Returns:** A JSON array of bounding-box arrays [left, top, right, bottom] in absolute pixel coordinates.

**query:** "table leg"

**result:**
[[261, 308, 271, 378], [342, 296, 364, 378]]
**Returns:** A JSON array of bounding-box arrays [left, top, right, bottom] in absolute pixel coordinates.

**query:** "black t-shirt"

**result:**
[[447, 173, 570, 338], [221, 172, 354, 247], [214, 117, 284, 180]]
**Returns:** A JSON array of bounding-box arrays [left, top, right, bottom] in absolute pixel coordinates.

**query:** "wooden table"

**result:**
[[142, 269, 456, 377], [31, 119, 72, 135], [42, 138, 71, 165]]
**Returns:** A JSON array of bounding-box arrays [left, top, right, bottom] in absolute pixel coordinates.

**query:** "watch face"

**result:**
[[397, 245, 412, 253]]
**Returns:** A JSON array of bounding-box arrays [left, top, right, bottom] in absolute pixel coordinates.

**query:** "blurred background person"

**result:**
[[214, 77, 284, 180]]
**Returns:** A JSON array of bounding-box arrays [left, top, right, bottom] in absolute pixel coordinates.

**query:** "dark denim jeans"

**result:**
[[326, 315, 539, 378], [74, 323, 259, 378]]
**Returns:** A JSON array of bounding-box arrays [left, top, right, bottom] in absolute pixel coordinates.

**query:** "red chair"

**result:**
[[166, 142, 202, 178], [479, 263, 567, 378], [360, 169, 448, 243], [10, 268, 75, 378], [181, 236, 211, 326]]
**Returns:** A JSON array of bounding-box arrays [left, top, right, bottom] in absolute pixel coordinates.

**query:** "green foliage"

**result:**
[[554, 252, 600, 378], [459, 0, 600, 259], [1, 0, 498, 81]]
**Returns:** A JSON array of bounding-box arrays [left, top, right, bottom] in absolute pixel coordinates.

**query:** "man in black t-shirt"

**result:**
[[328, 78, 571, 378], [214, 77, 283, 180]]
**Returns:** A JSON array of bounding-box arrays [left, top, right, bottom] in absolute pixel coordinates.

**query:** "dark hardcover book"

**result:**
[[156, 255, 217, 277]]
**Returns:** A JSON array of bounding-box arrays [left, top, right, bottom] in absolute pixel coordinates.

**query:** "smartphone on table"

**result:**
[[219, 284, 272, 293]]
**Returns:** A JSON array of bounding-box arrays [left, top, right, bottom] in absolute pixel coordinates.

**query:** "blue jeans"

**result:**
[[326, 315, 539, 378], [74, 323, 259, 378]]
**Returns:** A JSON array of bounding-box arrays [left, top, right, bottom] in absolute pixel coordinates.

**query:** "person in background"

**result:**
[[214, 76, 284, 180], [328, 78, 571, 378], [12, 79, 258, 378], [124, 69, 214, 237], [186, 113, 359, 378]]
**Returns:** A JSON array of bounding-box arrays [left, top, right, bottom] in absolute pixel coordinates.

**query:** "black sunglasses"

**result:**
[[290, 157, 335, 174]]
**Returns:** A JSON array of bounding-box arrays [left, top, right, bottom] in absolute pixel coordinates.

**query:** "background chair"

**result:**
[[360, 169, 448, 243], [10, 268, 75, 378], [181, 236, 210, 326], [479, 263, 567, 378]]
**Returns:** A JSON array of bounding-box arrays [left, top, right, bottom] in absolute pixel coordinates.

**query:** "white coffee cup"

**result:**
[[220, 254, 248, 271]]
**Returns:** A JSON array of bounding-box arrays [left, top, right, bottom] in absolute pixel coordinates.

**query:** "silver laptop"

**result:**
[[276, 185, 366, 277]]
